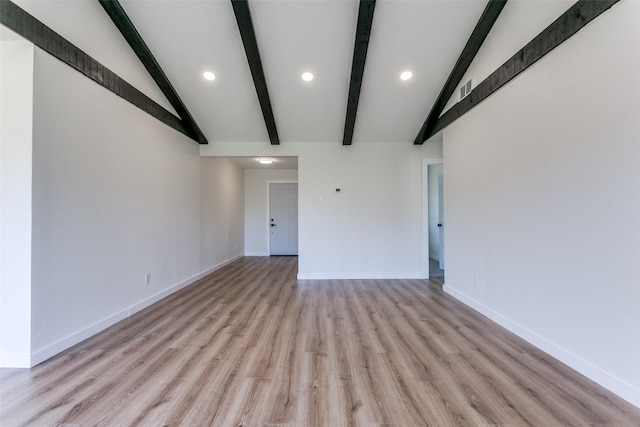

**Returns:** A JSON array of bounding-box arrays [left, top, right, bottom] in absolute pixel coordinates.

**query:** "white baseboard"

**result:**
[[30, 310, 128, 366], [28, 254, 243, 368], [244, 251, 268, 257], [443, 285, 640, 409], [127, 254, 243, 315], [297, 272, 427, 280], [0, 353, 32, 368]]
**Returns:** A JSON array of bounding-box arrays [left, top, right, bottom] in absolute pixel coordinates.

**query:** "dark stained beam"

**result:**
[[415, 0, 507, 144], [231, 0, 280, 145], [343, 0, 376, 146], [98, 0, 207, 144], [0, 0, 196, 142], [422, 0, 621, 141]]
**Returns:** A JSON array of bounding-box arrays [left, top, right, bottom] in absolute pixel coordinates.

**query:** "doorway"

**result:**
[[423, 159, 444, 279], [268, 183, 298, 255]]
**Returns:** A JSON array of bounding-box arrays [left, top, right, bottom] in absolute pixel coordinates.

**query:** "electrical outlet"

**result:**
[[145, 273, 151, 285]]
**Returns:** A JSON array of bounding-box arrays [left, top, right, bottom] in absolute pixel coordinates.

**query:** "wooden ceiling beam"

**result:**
[[414, 0, 507, 144], [0, 0, 194, 142], [231, 0, 280, 145], [99, 0, 208, 144], [422, 0, 621, 141], [343, 0, 376, 146]]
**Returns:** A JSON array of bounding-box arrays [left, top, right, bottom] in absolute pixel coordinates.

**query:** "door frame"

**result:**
[[266, 180, 298, 255], [422, 158, 444, 279]]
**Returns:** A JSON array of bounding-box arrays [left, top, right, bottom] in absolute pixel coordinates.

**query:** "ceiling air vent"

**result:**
[[460, 79, 472, 100]]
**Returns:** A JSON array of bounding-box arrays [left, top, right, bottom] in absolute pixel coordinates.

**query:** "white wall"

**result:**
[[202, 141, 443, 279], [0, 41, 34, 367], [13, 0, 176, 113], [297, 143, 442, 279], [443, 0, 640, 407], [442, 0, 574, 112], [244, 168, 298, 256], [26, 48, 243, 366], [200, 157, 245, 265]]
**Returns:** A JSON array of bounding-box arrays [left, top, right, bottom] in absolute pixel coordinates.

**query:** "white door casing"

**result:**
[[422, 158, 444, 278], [438, 171, 445, 271]]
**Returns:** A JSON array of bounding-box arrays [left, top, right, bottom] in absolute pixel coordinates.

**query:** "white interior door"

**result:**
[[438, 172, 445, 270], [269, 183, 298, 255]]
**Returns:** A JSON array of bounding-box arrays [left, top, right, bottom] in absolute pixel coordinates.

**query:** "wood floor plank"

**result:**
[[303, 300, 329, 354], [345, 324, 400, 425], [2, 256, 639, 426], [327, 378, 365, 427], [373, 352, 435, 426], [221, 377, 271, 426], [167, 337, 247, 425], [80, 347, 187, 426], [327, 317, 356, 383], [262, 287, 305, 424], [296, 352, 330, 426]]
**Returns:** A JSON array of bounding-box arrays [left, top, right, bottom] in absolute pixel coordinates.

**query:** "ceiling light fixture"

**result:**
[[203, 71, 216, 81], [301, 72, 314, 82], [400, 71, 413, 81], [258, 158, 274, 165]]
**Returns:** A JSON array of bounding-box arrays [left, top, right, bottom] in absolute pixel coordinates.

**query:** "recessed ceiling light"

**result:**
[[203, 71, 216, 81], [258, 158, 274, 165], [400, 71, 413, 81], [301, 72, 314, 82]]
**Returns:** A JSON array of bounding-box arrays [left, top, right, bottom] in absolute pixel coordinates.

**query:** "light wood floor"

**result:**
[[1, 257, 639, 426]]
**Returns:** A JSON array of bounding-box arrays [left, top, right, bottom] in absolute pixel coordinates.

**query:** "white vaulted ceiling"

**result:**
[[353, 0, 486, 143], [248, 0, 359, 143], [119, 0, 270, 143], [6, 0, 501, 145]]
